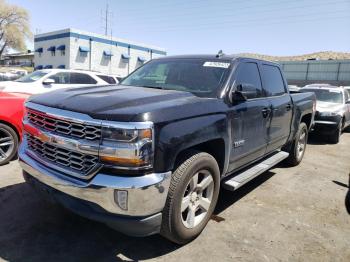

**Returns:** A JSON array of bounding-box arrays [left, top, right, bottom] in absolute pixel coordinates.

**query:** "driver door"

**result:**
[[43, 72, 70, 89], [227, 61, 270, 172]]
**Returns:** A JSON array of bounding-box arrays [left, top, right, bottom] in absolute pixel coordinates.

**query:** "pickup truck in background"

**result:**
[[19, 55, 316, 244]]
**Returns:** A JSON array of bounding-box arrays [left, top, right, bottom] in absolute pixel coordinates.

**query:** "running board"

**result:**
[[223, 151, 289, 191]]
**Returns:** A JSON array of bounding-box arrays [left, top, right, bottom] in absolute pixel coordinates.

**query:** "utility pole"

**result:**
[[105, 3, 108, 35], [102, 3, 113, 36]]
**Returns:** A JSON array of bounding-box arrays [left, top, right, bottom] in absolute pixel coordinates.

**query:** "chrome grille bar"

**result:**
[[27, 109, 101, 141], [27, 134, 99, 175]]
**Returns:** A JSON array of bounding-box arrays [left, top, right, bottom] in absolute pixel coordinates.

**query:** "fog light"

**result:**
[[114, 190, 128, 210]]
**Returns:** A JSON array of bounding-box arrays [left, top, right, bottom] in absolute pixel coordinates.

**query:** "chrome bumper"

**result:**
[[19, 142, 171, 217], [314, 120, 338, 125]]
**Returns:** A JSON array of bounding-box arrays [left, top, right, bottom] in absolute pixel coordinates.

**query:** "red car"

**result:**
[[0, 92, 30, 165]]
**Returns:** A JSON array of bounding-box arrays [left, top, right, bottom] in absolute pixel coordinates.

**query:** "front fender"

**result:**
[[154, 114, 229, 173]]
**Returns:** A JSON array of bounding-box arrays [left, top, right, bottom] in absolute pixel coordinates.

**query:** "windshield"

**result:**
[[301, 88, 343, 104], [15, 71, 48, 83], [121, 59, 230, 97]]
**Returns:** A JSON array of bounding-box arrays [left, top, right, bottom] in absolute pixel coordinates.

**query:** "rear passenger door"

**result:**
[[97, 74, 117, 84], [261, 64, 293, 153], [69, 73, 98, 87]]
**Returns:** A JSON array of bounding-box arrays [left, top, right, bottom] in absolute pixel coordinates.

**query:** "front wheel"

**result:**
[[161, 151, 220, 244], [0, 123, 19, 166], [285, 122, 308, 167]]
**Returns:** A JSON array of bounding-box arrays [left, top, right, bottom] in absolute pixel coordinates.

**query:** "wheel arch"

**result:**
[[173, 138, 226, 176], [300, 113, 313, 130]]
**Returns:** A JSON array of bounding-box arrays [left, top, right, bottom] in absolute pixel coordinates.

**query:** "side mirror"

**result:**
[[230, 83, 258, 103], [43, 78, 55, 85]]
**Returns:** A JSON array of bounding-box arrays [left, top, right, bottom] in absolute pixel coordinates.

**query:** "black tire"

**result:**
[[328, 120, 342, 144], [285, 122, 308, 167], [161, 151, 220, 244], [0, 123, 19, 166]]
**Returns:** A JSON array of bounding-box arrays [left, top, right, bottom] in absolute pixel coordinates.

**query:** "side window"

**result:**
[[97, 74, 116, 84], [344, 90, 349, 102], [261, 64, 286, 96], [235, 62, 262, 98], [69, 73, 97, 84], [48, 72, 70, 84]]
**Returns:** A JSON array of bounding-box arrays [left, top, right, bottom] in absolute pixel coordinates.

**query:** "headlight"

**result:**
[[99, 121, 154, 169]]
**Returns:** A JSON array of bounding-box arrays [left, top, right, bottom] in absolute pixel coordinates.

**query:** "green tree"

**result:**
[[0, 0, 32, 58]]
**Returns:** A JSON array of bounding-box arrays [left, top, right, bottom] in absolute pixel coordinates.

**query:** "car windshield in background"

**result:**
[[121, 59, 231, 97], [301, 88, 343, 104], [15, 71, 48, 83]]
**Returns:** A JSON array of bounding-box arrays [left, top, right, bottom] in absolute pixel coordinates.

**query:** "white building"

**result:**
[[34, 28, 166, 77]]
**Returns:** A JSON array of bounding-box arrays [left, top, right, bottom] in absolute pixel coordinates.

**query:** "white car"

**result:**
[[0, 69, 118, 94], [343, 86, 350, 94]]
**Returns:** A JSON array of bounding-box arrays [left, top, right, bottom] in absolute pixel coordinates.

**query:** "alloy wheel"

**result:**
[[181, 170, 214, 229], [297, 128, 307, 160], [0, 128, 15, 162]]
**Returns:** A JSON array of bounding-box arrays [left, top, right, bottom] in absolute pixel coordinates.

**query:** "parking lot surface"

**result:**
[[0, 133, 349, 262]]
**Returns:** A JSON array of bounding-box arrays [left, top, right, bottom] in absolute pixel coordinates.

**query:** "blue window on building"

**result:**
[[47, 46, 56, 56], [121, 53, 130, 60], [57, 45, 65, 56]]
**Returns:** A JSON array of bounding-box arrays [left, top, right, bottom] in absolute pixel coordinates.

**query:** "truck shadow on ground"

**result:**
[[0, 171, 277, 262], [307, 130, 350, 145], [215, 171, 276, 215]]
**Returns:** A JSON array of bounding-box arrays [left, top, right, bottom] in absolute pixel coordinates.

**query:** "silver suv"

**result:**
[[301, 85, 350, 143]]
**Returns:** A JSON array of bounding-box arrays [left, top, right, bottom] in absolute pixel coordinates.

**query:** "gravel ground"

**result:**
[[0, 133, 349, 262]]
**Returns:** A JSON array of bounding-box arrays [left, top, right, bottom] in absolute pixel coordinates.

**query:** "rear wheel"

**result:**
[[161, 151, 220, 244], [285, 122, 308, 166], [0, 123, 18, 166]]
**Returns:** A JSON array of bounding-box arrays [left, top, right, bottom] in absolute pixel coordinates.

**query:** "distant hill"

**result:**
[[236, 51, 350, 61]]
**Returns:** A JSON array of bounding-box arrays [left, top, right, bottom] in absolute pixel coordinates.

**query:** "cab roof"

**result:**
[[302, 85, 343, 91], [155, 54, 279, 65]]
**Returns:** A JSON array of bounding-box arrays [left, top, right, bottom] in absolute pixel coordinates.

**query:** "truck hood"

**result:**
[[28, 85, 227, 122], [316, 101, 344, 112]]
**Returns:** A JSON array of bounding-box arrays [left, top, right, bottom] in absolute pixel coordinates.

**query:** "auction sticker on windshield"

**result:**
[[203, 62, 230, 68]]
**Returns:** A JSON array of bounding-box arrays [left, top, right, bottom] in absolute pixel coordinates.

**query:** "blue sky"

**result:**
[[9, 0, 350, 55]]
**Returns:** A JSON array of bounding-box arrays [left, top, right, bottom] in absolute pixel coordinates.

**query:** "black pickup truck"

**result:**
[[19, 55, 315, 244]]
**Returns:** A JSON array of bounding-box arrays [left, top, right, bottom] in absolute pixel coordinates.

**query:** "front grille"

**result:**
[[27, 134, 98, 175], [27, 109, 101, 141]]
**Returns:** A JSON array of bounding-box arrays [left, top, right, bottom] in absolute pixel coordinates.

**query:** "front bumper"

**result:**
[[312, 114, 341, 134], [19, 142, 171, 236]]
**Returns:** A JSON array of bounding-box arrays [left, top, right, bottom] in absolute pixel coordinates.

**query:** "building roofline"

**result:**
[[34, 28, 166, 55]]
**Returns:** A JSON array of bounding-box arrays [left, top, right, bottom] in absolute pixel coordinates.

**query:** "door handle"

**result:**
[[262, 108, 272, 118], [286, 103, 292, 111]]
